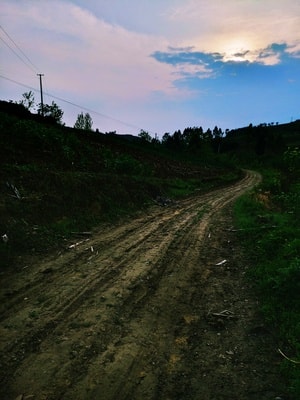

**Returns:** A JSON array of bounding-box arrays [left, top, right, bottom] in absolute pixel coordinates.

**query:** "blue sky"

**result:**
[[1, 0, 300, 136]]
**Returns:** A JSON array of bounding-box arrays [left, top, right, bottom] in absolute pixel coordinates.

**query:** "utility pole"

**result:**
[[37, 73, 44, 116]]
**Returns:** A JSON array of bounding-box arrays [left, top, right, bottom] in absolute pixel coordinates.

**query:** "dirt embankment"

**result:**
[[0, 171, 289, 400]]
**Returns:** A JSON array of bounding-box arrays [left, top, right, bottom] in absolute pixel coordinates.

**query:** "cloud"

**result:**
[[150, 40, 300, 101], [286, 41, 300, 58], [1, 0, 180, 102], [153, 40, 297, 69], [3, 0, 298, 100], [1, 0, 299, 134], [165, 0, 300, 61], [256, 43, 287, 66], [233, 51, 250, 58], [152, 48, 220, 82]]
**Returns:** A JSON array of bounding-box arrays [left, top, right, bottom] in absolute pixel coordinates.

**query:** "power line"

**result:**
[[0, 74, 38, 93], [0, 25, 39, 73], [0, 36, 36, 73], [47, 92, 143, 131], [0, 74, 144, 132], [0, 25, 147, 133]]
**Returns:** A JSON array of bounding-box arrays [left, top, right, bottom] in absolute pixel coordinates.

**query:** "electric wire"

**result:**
[[0, 36, 36, 74], [46, 92, 143, 131], [0, 74, 144, 132], [0, 26, 146, 132], [0, 25, 39, 73], [0, 74, 38, 93]]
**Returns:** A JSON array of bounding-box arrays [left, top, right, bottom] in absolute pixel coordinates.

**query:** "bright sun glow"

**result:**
[[217, 37, 257, 62], [222, 39, 254, 62]]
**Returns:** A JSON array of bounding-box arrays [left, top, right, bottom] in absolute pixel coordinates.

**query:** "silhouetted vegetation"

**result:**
[[74, 111, 93, 130], [37, 100, 64, 124]]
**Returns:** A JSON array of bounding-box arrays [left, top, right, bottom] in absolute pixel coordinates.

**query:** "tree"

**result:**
[[212, 126, 223, 153], [151, 133, 160, 145], [84, 113, 93, 131], [74, 112, 93, 130], [74, 112, 84, 129], [213, 126, 223, 138], [138, 129, 152, 142], [37, 101, 64, 124], [188, 128, 202, 151], [162, 132, 172, 147], [172, 130, 183, 150], [19, 91, 35, 111]]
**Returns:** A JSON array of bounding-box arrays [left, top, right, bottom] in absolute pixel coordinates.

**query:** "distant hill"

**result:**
[[221, 120, 300, 160]]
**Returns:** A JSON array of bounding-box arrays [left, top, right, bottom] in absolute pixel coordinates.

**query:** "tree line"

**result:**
[[17, 91, 224, 149], [138, 126, 225, 154], [5, 91, 289, 157]]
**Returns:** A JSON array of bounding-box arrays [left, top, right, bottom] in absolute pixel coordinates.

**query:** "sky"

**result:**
[[1, 0, 300, 137]]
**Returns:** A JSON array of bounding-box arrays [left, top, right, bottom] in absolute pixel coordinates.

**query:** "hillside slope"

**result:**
[[0, 105, 239, 268]]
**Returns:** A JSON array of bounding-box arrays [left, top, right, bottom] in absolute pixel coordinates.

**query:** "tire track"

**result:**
[[0, 171, 261, 400]]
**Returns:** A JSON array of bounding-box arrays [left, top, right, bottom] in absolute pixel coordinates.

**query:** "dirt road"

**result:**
[[0, 170, 287, 400]]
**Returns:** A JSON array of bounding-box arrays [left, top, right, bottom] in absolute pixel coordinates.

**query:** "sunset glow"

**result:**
[[1, 0, 299, 134]]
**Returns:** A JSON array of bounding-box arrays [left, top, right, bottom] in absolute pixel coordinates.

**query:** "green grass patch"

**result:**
[[234, 171, 300, 398]]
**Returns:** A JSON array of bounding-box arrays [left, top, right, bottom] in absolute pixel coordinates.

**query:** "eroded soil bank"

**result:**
[[0, 171, 289, 399]]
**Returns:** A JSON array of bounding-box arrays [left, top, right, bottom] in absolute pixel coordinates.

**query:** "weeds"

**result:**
[[234, 169, 300, 398]]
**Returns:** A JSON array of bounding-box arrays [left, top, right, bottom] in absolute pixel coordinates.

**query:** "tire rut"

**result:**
[[0, 171, 262, 400]]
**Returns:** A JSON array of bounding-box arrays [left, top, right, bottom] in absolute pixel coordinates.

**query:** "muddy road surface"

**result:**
[[0, 170, 288, 400]]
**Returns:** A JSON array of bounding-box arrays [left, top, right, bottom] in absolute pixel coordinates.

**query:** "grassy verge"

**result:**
[[234, 167, 300, 398]]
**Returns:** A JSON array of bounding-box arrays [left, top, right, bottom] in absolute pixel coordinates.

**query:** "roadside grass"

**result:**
[[234, 169, 300, 398]]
